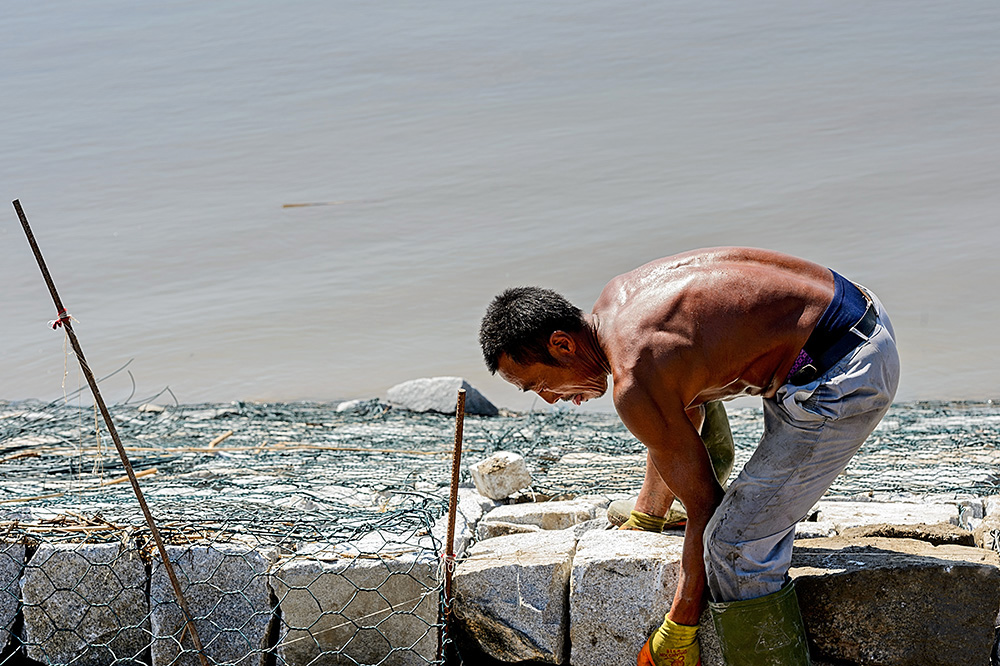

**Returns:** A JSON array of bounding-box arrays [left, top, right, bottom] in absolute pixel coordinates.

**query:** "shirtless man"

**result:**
[[478, 247, 899, 666]]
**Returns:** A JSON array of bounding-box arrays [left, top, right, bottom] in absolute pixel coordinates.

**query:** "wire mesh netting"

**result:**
[[1, 397, 998, 665]]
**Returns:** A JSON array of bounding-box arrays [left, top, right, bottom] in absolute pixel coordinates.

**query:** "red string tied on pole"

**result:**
[[49, 308, 72, 330]]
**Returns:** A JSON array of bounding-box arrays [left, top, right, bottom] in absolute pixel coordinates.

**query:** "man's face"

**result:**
[[497, 352, 608, 405]]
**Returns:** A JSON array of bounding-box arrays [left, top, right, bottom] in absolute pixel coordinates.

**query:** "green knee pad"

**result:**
[[708, 581, 811, 666]]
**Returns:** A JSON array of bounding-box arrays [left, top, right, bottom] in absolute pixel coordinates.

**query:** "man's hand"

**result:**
[[638, 618, 700, 666]]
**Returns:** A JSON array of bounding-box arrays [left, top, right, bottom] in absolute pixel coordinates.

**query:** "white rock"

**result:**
[[470, 452, 533, 500], [386, 377, 498, 415], [21, 543, 148, 665], [813, 500, 957, 531], [137, 403, 165, 413], [1, 543, 25, 650], [795, 520, 838, 539], [271, 551, 438, 666], [483, 499, 599, 531], [150, 544, 277, 666], [984, 494, 1000, 517], [454, 530, 577, 664], [975, 512, 1000, 553], [335, 398, 367, 412]]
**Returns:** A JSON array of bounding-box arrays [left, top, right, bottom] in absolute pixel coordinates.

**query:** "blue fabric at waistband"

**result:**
[[813, 269, 868, 341]]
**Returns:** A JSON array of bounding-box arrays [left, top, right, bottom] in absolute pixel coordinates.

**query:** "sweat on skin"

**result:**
[[480, 247, 898, 666]]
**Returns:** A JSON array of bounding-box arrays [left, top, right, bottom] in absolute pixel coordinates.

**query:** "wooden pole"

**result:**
[[12, 200, 209, 666], [439, 388, 466, 662]]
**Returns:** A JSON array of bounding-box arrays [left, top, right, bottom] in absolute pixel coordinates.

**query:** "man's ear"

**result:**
[[548, 331, 576, 358]]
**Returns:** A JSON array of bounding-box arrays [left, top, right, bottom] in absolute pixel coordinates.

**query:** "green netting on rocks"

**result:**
[[0, 398, 997, 665]]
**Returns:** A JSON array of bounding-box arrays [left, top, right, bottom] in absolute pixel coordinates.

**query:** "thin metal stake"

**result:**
[[440, 388, 466, 663], [12, 200, 209, 666]]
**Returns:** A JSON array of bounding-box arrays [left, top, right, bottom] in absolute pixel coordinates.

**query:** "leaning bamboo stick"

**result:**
[[13, 200, 209, 666]]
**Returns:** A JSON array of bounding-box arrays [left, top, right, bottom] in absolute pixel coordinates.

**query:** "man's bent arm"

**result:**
[[634, 406, 706, 518], [616, 385, 724, 626]]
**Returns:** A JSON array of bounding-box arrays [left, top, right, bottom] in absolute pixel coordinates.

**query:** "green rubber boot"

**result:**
[[708, 581, 811, 666]]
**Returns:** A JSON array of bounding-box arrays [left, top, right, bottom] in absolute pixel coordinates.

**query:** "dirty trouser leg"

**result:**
[[704, 293, 900, 602]]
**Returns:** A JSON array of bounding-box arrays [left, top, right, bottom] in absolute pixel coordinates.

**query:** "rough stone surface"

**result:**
[[974, 511, 1000, 553], [271, 551, 438, 666], [21, 543, 148, 666], [385, 376, 498, 415], [482, 499, 599, 531], [470, 452, 533, 500], [791, 536, 1000, 666], [813, 500, 957, 531], [795, 520, 837, 539], [0, 542, 25, 650], [150, 543, 277, 666], [569, 530, 724, 666], [575, 495, 612, 510], [477, 520, 543, 540], [453, 530, 577, 664], [435, 488, 497, 557], [985, 494, 1000, 517], [570, 516, 610, 539], [840, 521, 975, 546], [954, 498, 985, 530]]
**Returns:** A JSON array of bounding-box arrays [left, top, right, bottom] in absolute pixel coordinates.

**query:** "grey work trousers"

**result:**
[[704, 287, 900, 602]]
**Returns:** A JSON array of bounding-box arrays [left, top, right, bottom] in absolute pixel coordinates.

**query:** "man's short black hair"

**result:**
[[479, 287, 586, 374]]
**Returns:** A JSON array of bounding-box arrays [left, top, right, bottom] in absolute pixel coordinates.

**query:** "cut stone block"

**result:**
[[569, 530, 720, 666], [570, 515, 610, 539], [21, 542, 148, 666], [439, 489, 497, 557], [839, 521, 974, 546], [482, 499, 599, 531], [813, 500, 957, 531], [477, 520, 543, 540], [454, 530, 577, 664], [150, 543, 277, 666], [271, 549, 438, 666], [0, 542, 26, 650], [386, 377, 498, 415], [791, 536, 1000, 666], [470, 452, 532, 500]]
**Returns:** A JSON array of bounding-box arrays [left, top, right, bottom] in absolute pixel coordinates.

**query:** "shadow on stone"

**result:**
[[792, 538, 1000, 666]]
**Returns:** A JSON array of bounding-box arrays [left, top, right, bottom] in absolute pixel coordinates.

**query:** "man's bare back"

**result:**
[[480, 247, 897, 664], [594, 247, 835, 407]]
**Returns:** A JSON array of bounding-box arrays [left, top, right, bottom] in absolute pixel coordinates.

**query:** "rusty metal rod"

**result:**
[[439, 388, 466, 661], [12, 199, 209, 666]]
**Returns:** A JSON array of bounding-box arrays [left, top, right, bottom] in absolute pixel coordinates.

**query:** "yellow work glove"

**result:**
[[638, 618, 700, 666], [619, 510, 667, 532]]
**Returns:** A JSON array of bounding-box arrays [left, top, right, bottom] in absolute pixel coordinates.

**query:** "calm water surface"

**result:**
[[2, 2, 998, 412]]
